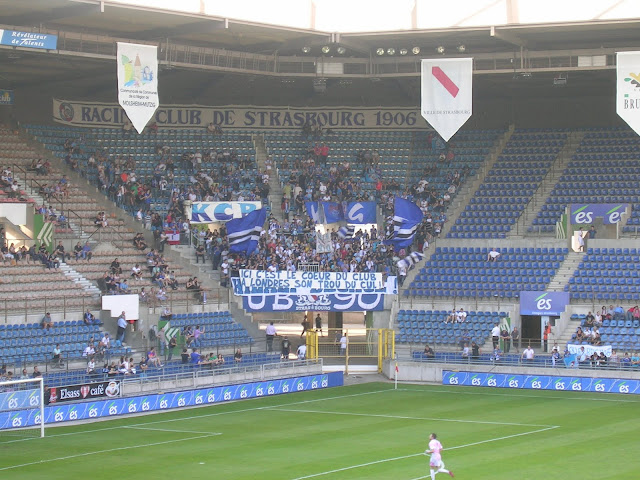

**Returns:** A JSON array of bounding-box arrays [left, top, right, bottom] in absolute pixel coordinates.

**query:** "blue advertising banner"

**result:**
[[0, 388, 40, 411], [0, 372, 343, 431], [0, 89, 14, 105], [443, 370, 640, 396], [242, 293, 385, 312], [570, 204, 630, 225], [345, 202, 377, 224], [0, 29, 58, 50], [190, 201, 262, 223], [519, 291, 569, 316]]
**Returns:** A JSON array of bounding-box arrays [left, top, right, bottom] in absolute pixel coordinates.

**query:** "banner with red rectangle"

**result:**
[[421, 58, 473, 142]]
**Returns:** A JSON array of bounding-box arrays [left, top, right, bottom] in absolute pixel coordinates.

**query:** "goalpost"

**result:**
[[0, 377, 45, 439]]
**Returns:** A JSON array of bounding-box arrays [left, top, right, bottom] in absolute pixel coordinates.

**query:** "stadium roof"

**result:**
[[0, 0, 639, 104]]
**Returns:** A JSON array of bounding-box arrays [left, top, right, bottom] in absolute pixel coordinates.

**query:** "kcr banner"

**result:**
[[52, 99, 430, 130], [190, 201, 262, 223], [242, 293, 385, 312], [421, 58, 473, 142], [116, 42, 159, 134], [232, 270, 397, 296], [617, 52, 640, 136]]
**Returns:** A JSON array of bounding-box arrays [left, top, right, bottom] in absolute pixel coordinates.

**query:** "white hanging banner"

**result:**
[[116, 42, 159, 134], [421, 58, 472, 142], [617, 52, 640, 136]]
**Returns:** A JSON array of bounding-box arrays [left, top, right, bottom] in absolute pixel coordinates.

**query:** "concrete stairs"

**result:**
[[514, 131, 585, 237], [170, 244, 221, 284], [440, 126, 515, 239], [59, 261, 102, 297], [547, 250, 583, 292], [253, 134, 284, 223]]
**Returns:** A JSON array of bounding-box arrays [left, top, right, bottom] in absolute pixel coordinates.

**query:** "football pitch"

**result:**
[[1, 382, 639, 479]]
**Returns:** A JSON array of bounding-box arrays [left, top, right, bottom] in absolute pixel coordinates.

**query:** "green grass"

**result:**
[[2, 382, 640, 479]]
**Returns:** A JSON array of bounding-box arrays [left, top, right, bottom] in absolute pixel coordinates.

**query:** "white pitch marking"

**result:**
[[0, 433, 217, 471], [267, 407, 557, 428], [0, 387, 395, 444], [123, 426, 222, 435], [289, 426, 559, 480], [396, 386, 640, 403]]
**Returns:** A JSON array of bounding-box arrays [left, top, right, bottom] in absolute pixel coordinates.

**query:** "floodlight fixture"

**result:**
[[376, 48, 385, 56], [321, 45, 331, 54], [436, 45, 445, 54], [412, 46, 421, 55]]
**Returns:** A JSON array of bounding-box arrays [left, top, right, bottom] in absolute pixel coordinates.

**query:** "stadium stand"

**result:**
[[396, 309, 508, 346], [406, 246, 568, 298], [165, 311, 254, 348], [566, 247, 640, 301], [530, 126, 640, 234], [448, 129, 567, 238]]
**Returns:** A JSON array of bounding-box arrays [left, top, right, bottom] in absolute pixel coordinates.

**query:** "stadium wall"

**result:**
[[385, 360, 640, 388], [0, 372, 343, 431]]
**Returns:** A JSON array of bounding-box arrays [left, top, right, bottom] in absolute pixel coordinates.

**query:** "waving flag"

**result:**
[[226, 208, 266, 255], [397, 251, 424, 270], [322, 202, 344, 224], [384, 197, 423, 251], [337, 225, 355, 240], [421, 58, 472, 142], [305, 201, 322, 223]]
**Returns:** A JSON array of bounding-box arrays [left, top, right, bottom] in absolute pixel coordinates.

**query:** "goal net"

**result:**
[[0, 377, 45, 441]]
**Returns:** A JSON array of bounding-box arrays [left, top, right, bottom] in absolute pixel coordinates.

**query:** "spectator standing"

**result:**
[[265, 321, 277, 352], [297, 343, 307, 360], [522, 345, 535, 362], [491, 323, 500, 349], [116, 311, 127, 343], [511, 327, 520, 353], [543, 322, 552, 352], [500, 328, 511, 353]]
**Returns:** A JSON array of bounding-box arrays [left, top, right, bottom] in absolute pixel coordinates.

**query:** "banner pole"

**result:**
[[394, 361, 398, 390]]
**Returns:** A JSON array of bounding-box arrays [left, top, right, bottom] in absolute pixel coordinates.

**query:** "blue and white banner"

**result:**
[[519, 291, 569, 316], [305, 202, 322, 223], [570, 204, 630, 225], [0, 89, 14, 105], [242, 293, 385, 312], [322, 202, 344, 224], [227, 208, 267, 255], [52, 99, 428, 130], [443, 370, 640, 394], [345, 202, 377, 224], [315, 232, 333, 253], [232, 270, 397, 295], [0, 388, 40, 411], [384, 197, 423, 250], [337, 225, 355, 239], [190, 201, 262, 223], [0, 373, 343, 431], [0, 30, 57, 50], [566, 344, 612, 357], [117, 42, 159, 134]]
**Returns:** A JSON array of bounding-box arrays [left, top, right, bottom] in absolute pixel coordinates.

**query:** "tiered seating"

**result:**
[[407, 246, 567, 298], [27, 125, 258, 217], [42, 352, 283, 387], [448, 130, 567, 238], [411, 350, 549, 366], [530, 127, 640, 234], [168, 312, 254, 348], [598, 319, 640, 352], [0, 320, 129, 365], [396, 309, 507, 345], [566, 247, 640, 301], [409, 130, 501, 192]]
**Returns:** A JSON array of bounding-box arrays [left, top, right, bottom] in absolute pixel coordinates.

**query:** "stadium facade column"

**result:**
[[328, 312, 343, 331]]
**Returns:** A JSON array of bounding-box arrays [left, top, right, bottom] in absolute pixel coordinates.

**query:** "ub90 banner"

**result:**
[[242, 293, 385, 312]]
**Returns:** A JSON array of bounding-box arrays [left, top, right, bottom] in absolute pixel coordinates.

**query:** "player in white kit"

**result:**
[[425, 433, 454, 479]]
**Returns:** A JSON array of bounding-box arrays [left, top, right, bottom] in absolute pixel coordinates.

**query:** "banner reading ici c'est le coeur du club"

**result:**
[[53, 99, 429, 130]]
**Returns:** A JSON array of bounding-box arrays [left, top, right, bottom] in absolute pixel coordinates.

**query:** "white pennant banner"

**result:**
[[421, 58, 472, 142], [117, 42, 159, 134], [617, 52, 640, 136]]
